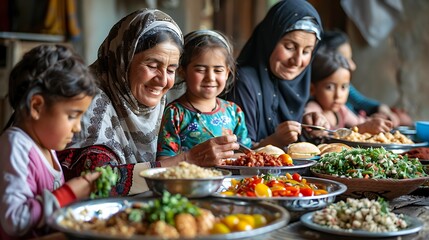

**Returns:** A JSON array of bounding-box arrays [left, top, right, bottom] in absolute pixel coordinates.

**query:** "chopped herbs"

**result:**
[[311, 147, 427, 179]]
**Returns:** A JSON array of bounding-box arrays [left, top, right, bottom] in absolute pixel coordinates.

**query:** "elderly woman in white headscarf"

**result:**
[[57, 9, 186, 196]]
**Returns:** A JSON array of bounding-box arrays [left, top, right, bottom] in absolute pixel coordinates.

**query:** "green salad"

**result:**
[[311, 147, 427, 179]]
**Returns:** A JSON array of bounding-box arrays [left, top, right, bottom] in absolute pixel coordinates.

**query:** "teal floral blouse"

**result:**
[[157, 98, 252, 157]]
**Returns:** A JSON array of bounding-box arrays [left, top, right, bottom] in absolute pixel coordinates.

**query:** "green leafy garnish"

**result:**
[[311, 147, 427, 179], [142, 191, 200, 226], [84, 165, 119, 199]]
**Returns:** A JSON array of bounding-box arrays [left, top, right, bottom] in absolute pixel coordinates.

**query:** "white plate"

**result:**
[[300, 211, 424, 238]]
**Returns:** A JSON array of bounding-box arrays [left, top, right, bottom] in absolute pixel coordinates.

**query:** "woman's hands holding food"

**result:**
[[185, 134, 239, 167], [356, 117, 393, 134]]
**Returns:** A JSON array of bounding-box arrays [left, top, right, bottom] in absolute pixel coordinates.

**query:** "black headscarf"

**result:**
[[231, 0, 323, 141]]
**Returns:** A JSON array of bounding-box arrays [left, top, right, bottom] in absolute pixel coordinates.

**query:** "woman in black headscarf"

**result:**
[[225, 0, 329, 149]]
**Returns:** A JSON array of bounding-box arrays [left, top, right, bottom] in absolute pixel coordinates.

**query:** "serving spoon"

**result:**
[[301, 124, 353, 138]]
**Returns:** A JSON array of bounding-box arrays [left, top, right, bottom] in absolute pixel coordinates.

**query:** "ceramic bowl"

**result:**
[[140, 167, 231, 198], [416, 121, 429, 142]]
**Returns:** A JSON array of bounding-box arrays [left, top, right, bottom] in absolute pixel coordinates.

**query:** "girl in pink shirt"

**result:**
[[0, 45, 100, 239], [305, 50, 393, 134]]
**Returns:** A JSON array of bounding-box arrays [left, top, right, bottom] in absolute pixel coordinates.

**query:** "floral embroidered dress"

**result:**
[[157, 98, 251, 157]]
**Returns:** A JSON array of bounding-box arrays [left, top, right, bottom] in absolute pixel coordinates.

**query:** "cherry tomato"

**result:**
[[279, 154, 293, 166], [266, 180, 279, 187], [300, 187, 314, 196], [246, 191, 256, 197], [279, 190, 292, 196], [292, 173, 302, 182], [285, 186, 300, 196]]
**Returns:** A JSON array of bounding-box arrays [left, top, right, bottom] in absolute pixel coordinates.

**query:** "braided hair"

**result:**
[[5, 44, 97, 130]]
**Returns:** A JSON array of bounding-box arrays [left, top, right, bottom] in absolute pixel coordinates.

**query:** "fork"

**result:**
[[301, 124, 352, 138], [238, 143, 254, 154]]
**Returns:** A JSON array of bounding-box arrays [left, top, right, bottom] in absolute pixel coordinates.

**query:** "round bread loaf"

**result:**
[[287, 142, 320, 159], [318, 143, 351, 156], [254, 144, 285, 157]]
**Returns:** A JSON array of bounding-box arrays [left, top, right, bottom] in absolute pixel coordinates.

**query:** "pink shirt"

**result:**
[[0, 127, 64, 239], [305, 100, 366, 129]]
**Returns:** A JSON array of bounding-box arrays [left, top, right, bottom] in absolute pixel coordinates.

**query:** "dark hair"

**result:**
[[179, 30, 235, 94], [311, 49, 351, 83], [6, 44, 97, 128], [319, 30, 349, 51], [135, 27, 184, 55]]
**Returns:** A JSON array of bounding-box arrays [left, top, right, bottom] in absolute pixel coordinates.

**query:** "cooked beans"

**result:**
[[230, 152, 283, 167]]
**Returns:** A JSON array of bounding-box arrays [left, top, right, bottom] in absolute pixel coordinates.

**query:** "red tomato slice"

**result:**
[[285, 186, 300, 196], [300, 187, 314, 196]]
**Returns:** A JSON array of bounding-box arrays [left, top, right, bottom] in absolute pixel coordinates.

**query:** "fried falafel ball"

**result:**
[[196, 209, 216, 235], [175, 213, 197, 237], [147, 221, 179, 238]]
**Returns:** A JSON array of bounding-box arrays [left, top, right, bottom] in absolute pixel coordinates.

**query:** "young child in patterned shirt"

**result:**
[[157, 30, 251, 167]]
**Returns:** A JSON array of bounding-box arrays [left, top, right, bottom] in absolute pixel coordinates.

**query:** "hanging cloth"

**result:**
[[41, 0, 81, 40], [341, 0, 403, 47]]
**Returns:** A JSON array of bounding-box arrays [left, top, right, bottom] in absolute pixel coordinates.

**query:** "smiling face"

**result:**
[[184, 47, 230, 104], [30, 94, 93, 151], [128, 41, 181, 107], [311, 67, 351, 112], [269, 30, 317, 80]]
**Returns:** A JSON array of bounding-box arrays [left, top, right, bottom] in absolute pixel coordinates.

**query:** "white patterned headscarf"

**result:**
[[68, 9, 183, 164]]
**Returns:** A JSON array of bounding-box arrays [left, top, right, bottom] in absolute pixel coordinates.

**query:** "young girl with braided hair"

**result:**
[[157, 30, 251, 166]]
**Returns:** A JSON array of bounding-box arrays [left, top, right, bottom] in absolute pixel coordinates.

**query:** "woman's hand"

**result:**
[[264, 121, 301, 147], [185, 134, 239, 167], [302, 112, 330, 129], [65, 172, 101, 200], [356, 117, 393, 134], [301, 112, 330, 137]]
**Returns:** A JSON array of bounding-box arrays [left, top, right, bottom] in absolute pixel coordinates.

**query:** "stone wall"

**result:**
[[348, 0, 429, 121]]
